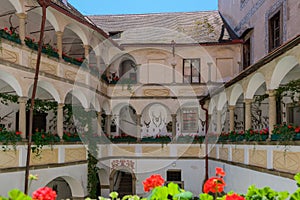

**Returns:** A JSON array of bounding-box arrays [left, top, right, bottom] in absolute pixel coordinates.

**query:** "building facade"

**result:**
[[0, 0, 299, 198]]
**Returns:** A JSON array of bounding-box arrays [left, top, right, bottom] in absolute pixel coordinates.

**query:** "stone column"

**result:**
[[106, 114, 111, 137], [171, 114, 177, 139], [97, 111, 103, 136], [136, 114, 142, 142], [57, 103, 64, 139], [56, 31, 63, 58], [216, 110, 222, 134], [16, 13, 27, 44], [268, 90, 277, 134], [244, 99, 253, 130], [84, 45, 90, 61], [18, 97, 27, 139], [229, 105, 235, 132]]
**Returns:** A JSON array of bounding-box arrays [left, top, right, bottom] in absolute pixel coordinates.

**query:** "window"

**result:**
[[182, 108, 198, 132], [166, 170, 184, 189], [109, 31, 123, 39], [269, 10, 282, 52], [243, 38, 251, 69], [183, 59, 200, 83], [288, 105, 300, 126]]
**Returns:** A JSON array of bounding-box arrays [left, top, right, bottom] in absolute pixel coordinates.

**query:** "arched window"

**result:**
[[119, 60, 137, 83]]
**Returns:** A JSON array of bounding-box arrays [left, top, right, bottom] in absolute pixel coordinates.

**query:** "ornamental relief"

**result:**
[[31, 59, 56, 75], [111, 159, 135, 171], [144, 89, 169, 96], [0, 48, 18, 64]]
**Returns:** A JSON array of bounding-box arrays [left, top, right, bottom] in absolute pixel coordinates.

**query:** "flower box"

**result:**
[[0, 29, 21, 44], [176, 136, 194, 143], [142, 136, 171, 143], [246, 134, 268, 142], [294, 133, 300, 140]]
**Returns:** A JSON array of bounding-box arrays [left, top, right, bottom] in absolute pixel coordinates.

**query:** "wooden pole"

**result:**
[[24, 0, 50, 194]]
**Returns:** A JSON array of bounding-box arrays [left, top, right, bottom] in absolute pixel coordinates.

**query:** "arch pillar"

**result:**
[[244, 99, 253, 130], [136, 114, 142, 142], [97, 111, 103, 136], [216, 110, 222, 134], [16, 13, 27, 44], [229, 106, 235, 132], [18, 97, 27, 139], [106, 114, 112, 137], [56, 31, 63, 58], [171, 114, 177, 139], [84, 45, 90, 61], [268, 90, 277, 134], [57, 103, 64, 139]]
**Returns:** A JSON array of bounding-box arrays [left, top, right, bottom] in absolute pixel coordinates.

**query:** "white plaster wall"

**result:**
[[209, 160, 298, 194], [0, 164, 87, 198]]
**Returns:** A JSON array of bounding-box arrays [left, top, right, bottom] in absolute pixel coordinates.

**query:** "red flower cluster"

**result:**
[[216, 167, 226, 177], [203, 167, 226, 194], [225, 193, 245, 200], [32, 187, 57, 200], [143, 174, 165, 192], [16, 131, 22, 135]]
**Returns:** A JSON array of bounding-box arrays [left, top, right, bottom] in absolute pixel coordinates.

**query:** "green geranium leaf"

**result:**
[[199, 193, 213, 200], [276, 191, 289, 200], [110, 192, 119, 199], [290, 189, 300, 200], [294, 173, 300, 187], [8, 189, 31, 200], [174, 191, 193, 200], [150, 186, 168, 200], [167, 182, 180, 196]]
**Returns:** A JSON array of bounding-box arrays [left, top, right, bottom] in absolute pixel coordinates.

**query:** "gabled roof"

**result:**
[[89, 11, 238, 44]]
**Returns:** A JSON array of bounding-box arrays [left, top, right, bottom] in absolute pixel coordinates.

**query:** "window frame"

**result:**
[[166, 170, 184, 189], [182, 58, 201, 84], [268, 8, 283, 52], [243, 37, 251, 69], [181, 107, 199, 133]]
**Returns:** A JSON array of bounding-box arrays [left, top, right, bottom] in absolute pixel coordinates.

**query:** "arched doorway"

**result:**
[[110, 169, 136, 197], [46, 177, 72, 200]]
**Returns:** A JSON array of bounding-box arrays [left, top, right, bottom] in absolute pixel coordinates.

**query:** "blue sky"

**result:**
[[68, 0, 218, 15]]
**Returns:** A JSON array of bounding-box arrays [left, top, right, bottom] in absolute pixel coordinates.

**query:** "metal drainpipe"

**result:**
[[200, 101, 209, 181]]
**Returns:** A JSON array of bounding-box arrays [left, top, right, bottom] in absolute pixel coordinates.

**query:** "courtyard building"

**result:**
[[0, 0, 299, 198]]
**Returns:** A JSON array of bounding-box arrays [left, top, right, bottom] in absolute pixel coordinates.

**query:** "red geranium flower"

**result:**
[[295, 127, 300, 133], [143, 174, 165, 192], [32, 187, 57, 200], [203, 177, 226, 193], [225, 193, 245, 200], [16, 131, 22, 135], [216, 167, 226, 177]]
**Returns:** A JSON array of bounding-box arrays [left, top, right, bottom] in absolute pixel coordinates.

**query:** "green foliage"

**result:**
[[31, 131, 60, 157], [0, 128, 22, 151], [275, 79, 300, 104], [146, 182, 192, 200], [245, 185, 289, 200], [294, 173, 300, 187], [0, 189, 32, 200], [199, 193, 214, 200]]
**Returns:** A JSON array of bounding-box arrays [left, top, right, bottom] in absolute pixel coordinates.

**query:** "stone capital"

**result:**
[[244, 99, 253, 104], [267, 90, 276, 97], [18, 97, 28, 103], [55, 31, 63, 37], [228, 105, 235, 110], [16, 13, 27, 19], [58, 103, 64, 109]]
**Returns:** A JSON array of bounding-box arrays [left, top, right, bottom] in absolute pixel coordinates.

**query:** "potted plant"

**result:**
[[0, 27, 21, 44], [245, 128, 268, 142], [271, 124, 296, 141]]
